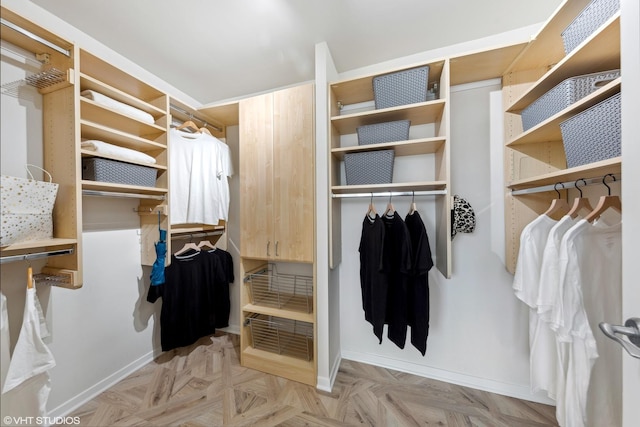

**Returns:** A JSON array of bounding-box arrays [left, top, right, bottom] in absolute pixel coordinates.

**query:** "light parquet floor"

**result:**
[[61, 333, 559, 427]]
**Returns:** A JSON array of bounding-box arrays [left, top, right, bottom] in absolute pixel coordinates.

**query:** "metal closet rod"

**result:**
[[332, 190, 447, 199], [0, 248, 74, 265], [510, 174, 621, 196], [82, 189, 166, 200], [170, 230, 224, 241], [0, 18, 71, 57], [169, 104, 222, 133]]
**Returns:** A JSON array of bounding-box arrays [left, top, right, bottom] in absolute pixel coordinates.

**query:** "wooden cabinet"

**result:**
[[239, 83, 314, 263], [502, 0, 621, 272], [238, 83, 316, 386], [328, 61, 452, 277]]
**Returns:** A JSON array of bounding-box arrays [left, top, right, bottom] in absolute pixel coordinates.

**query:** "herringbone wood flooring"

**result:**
[[61, 333, 559, 426]]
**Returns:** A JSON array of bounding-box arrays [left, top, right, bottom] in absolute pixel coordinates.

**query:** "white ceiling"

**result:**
[[30, 0, 562, 105]]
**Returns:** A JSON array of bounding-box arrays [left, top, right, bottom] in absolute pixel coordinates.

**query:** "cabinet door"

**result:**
[[239, 93, 274, 259], [273, 84, 315, 262]]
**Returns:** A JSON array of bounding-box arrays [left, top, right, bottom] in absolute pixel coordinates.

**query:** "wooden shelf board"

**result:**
[[508, 15, 621, 112], [80, 73, 166, 117], [332, 181, 447, 194], [82, 180, 168, 195], [331, 100, 445, 135], [450, 42, 527, 86], [1, 238, 77, 255], [330, 60, 445, 106], [81, 120, 166, 153], [506, 79, 621, 147], [331, 137, 445, 160], [199, 101, 240, 127], [170, 223, 226, 234], [507, 0, 596, 73], [508, 157, 621, 190], [242, 304, 314, 324], [242, 346, 315, 386], [81, 99, 166, 136]]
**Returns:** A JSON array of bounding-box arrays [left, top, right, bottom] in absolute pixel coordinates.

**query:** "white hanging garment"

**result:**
[[1, 287, 56, 421], [1, 292, 10, 390]]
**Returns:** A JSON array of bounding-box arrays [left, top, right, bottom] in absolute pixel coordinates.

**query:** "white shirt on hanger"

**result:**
[[553, 219, 622, 427], [169, 129, 232, 225], [1, 287, 56, 421]]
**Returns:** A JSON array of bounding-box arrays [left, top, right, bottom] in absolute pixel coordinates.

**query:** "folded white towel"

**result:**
[[81, 140, 157, 165], [81, 90, 155, 124]]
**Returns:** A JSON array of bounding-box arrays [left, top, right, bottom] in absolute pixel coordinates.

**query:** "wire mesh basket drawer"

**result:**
[[560, 92, 621, 168], [357, 120, 411, 145], [344, 149, 394, 185], [246, 314, 314, 361], [82, 157, 157, 187], [244, 264, 313, 313], [373, 65, 429, 109], [521, 69, 620, 131], [561, 0, 620, 54]]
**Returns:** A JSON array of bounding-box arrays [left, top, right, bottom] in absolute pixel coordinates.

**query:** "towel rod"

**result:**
[[0, 18, 71, 57], [0, 248, 74, 264], [332, 190, 447, 199], [510, 175, 620, 196], [82, 189, 166, 200]]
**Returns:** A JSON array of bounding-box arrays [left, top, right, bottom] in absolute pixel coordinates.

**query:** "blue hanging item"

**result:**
[[150, 211, 167, 286]]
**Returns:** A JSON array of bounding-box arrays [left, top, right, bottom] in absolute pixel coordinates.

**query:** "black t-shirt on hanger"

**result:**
[[381, 211, 413, 349], [405, 211, 434, 356], [358, 213, 387, 343]]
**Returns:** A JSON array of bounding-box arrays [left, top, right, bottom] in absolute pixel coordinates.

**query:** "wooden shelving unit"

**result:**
[[329, 59, 452, 278], [503, 0, 622, 273]]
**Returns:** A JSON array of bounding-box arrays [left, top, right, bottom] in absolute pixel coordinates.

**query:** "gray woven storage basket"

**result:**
[[344, 150, 394, 185], [357, 120, 410, 145], [560, 92, 621, 168], [521, 69, 620, 131], [82, 157, 157, 187], [373, 66, 429, 109], [562, 0, 620, 54]]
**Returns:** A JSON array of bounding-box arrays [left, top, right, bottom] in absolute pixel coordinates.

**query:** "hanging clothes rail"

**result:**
[[82, 189, 166, 200], [0, 18, 71, 57], [170, 230, 224, 241], [0, 248, 74, 265], [510, 175, 621, 196], [332, 190, 447, 199], [169, 104, 222, 133]]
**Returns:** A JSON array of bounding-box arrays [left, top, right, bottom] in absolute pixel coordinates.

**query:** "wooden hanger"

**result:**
[[408, 191, 417, 215], [367, 193, 377, 220], [567, 178, 594, 219], [199, 125, 212, 136], [174, 240, 200, 257], [544, 183, 570, 220], [198, 240, 216, 250], [27, 265, 33, 289], [176, 120, 201, 133], [384, 193, 395, 217], [585, 174, 621, 223]]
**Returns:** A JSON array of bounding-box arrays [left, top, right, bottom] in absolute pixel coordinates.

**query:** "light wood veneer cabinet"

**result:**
[[239, 83, 315, 263]]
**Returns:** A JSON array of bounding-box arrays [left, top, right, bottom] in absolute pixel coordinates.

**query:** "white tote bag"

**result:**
[[0, 165, 58, 247]]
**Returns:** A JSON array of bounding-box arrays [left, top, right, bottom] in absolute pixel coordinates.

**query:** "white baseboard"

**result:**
[[47, 347, 160, 418], [341, 350, 555, 405], [316, 352, 342, 393]]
